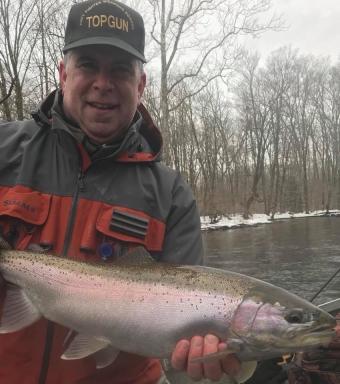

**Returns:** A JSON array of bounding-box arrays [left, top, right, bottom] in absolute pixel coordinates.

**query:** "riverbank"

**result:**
[[201, 210, 340, 231]]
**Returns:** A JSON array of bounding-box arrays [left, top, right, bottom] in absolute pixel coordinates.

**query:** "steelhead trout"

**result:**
[[0, 246, 336, 383]]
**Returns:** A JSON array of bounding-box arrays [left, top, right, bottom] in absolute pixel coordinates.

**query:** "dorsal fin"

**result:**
[[121, 246, 155, 265], [0, 236, 12, 250]]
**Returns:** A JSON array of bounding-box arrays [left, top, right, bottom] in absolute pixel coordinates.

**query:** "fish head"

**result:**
[[230, 283, 336, 357]]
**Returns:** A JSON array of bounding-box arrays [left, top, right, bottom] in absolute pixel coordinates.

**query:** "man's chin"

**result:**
[[83, 126, 122, 144]]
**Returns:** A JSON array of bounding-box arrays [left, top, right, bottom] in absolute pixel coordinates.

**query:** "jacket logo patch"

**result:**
[[3, 200, 37, 213], [110, 210, 149, 240]]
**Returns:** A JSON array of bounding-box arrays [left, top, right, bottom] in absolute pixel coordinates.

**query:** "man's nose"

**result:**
[[93, 70, 114, 91]]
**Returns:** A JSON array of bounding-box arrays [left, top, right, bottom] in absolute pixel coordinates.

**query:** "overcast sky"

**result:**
[[245, 0, 340, 63]]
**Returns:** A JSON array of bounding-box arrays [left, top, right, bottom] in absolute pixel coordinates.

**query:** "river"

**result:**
[[203, 216, 340, 305]]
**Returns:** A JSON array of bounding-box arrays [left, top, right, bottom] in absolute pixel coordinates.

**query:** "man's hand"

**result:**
[[335, 323, 340, 337], [171, 335, 241, 381]]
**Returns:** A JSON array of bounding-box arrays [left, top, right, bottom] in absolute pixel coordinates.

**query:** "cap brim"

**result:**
[[63, 36, 146, 63]]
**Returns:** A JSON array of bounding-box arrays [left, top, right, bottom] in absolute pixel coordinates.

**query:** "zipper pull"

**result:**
[[78, 170, 85, 192]]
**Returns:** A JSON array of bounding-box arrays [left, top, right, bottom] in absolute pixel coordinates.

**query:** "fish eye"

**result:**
[[285, 309, 304, 324]]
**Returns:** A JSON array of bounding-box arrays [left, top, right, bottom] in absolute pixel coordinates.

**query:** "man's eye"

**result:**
[[112, 65, 133, 74], [79, 62, 96, 69]]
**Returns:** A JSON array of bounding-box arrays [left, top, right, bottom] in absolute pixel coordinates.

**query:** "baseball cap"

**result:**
[[63, 0, 146, 62]]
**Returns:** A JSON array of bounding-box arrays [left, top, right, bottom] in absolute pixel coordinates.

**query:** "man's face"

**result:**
[[59, 46, 146, 144]]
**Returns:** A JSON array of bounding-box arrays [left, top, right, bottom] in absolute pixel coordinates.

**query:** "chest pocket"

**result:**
[[0, 186, 51, 250], [97, 205, 165, 250], [76, 203, 166, 260]]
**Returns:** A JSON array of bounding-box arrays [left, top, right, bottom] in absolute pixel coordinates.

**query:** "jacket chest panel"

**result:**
[[0, 185, 166, 260]]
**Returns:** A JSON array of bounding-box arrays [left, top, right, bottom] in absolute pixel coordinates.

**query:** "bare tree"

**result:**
[[237, 52, 271, 218], [32, 0, 67, 100], [0, 60, 15, 118], [262, 47, 294, 217], [0, 0, 39, 119], [312, 61, 340, 211], [285, 55, 319, 213], [145, 0, 280, 162]]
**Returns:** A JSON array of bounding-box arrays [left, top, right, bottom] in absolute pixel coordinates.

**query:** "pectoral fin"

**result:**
[[233, 361, 257, 383], [0, 284, 41, 333], [191, 354, 257, 384], [162, 358, 257, 383]]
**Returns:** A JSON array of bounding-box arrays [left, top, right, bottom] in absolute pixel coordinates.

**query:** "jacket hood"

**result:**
[[31, 89, 163, 163]]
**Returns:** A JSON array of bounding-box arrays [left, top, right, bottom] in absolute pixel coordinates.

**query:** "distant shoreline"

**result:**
[[201, 210, 340, 231]]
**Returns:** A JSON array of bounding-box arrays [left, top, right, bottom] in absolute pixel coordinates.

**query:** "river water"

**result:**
[[203, 216, 340, 306]]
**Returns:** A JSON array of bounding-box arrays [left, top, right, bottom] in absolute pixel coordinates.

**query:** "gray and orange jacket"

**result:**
[[0, 90, 203, 384]]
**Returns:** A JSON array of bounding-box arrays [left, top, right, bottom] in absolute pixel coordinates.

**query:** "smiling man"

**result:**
[[60, 47, 146, 144], [0, 0, 240, 383]]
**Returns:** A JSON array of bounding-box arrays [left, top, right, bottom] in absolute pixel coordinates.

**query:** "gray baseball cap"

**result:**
[[63, 0, 146, 62]]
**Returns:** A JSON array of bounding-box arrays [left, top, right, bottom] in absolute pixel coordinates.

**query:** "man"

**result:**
[[0, 0, 240, 383]]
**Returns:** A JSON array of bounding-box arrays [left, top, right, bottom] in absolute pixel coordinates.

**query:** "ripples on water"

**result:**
[[203, 217, 340, 305]]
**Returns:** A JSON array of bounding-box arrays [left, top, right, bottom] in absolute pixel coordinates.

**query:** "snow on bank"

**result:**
[[201, 210, 340, 231]]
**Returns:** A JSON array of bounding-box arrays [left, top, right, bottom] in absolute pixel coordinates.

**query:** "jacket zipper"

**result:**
[[38, 167, 85, 384], [62, 168, 85, 256], [38, 321, 54, 384]]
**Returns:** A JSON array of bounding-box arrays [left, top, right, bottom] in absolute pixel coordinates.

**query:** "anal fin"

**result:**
[[62, 332, 111, 360], [94, 346, 120, 369], [62, 331, 119, 369]]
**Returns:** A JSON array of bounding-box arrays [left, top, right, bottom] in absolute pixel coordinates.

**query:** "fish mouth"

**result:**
[[282, 321, 336, 346], [310, 323, 335, 333], [306, 329, 336, 339], [301, 323, 336, 343]]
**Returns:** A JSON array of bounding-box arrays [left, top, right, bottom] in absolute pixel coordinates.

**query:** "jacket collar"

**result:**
[[31, 89, 163, 163]]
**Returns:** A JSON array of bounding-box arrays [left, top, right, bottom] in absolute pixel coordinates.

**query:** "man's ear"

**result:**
[[59, 60, 67, 91], [137, 72, 146, 105]]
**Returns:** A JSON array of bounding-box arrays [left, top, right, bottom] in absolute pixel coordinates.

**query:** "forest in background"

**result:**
[[1, 0, 340, 220]]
